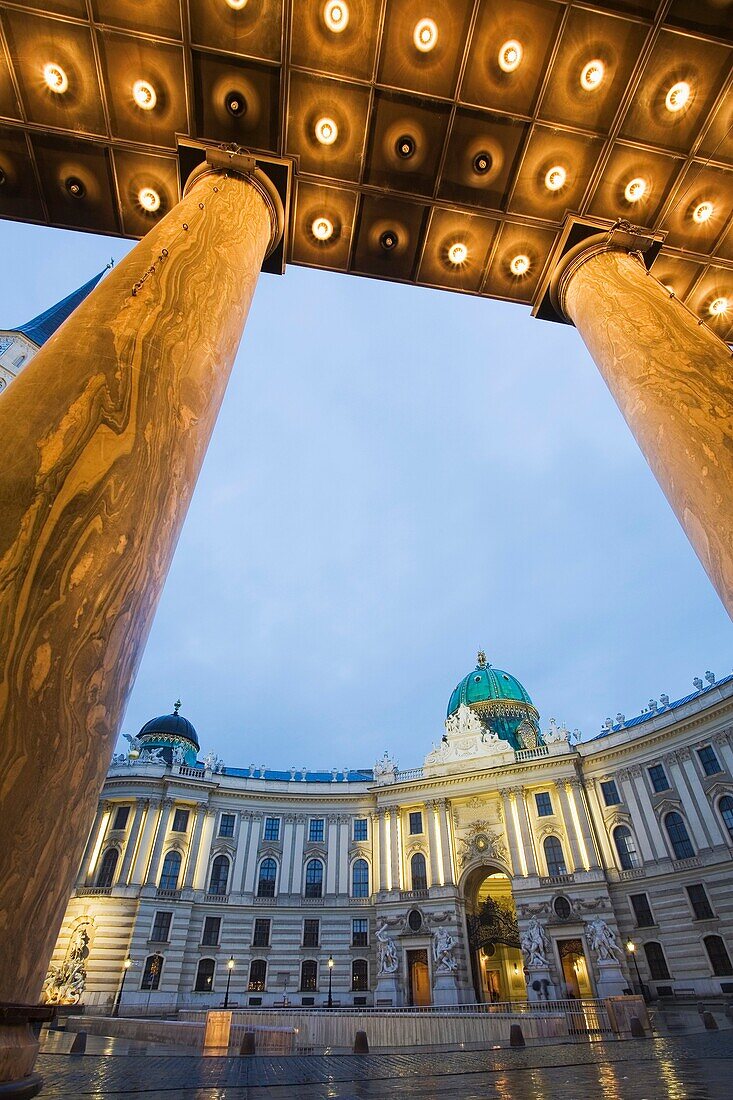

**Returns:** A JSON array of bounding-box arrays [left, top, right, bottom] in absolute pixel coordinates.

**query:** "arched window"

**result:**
[[643, 942, 671, 981], [718, 795, 733, 841], [352, 859, 369, 898], [194, 958, 216, 992], [411, 852, 428, 891], [300, 959, 318, 991], [257, 857, 277, 898], [248, 959, 267, 992], [141, 953, 164, 990], [159, 850, 182, 891], [613, 825, 639, 870], [305, 859, 324, 898], [96, 848, 118, 888], [664, 812, 695, 860], [208, 854, 230, 895], [704, 935, 733, 977], [543, 835, 567, 876], [352, 959, 369, 992]]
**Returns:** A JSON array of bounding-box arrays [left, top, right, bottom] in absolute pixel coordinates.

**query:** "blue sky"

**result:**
[[3, 220, 730, 772]]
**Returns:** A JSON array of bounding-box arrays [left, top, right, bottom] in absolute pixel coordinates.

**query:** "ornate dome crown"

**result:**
[[447, 651, 534, 717], [138, 700, 199, 765]]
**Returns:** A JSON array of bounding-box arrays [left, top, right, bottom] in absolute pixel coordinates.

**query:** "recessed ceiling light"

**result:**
[[708, 296, 729, 317], [380, 230, 398, 251], [544, 165, 566, 192], [225, 0, 248, 8], [624, 177, 648, 203], [65, 176, 85, 198], [395, 134, 416, 159], [315, 117, 338, 145], [311, 216, 334, 241], [414, 18, 438, 52], [664, 284, 675, 295], [510, 254, 530, 276], [225, 90, 246, 116], [43, 62, 68, 94], [498, 40, 522, 73], [473, 151, 492, 175], [323, 0, 349, 33], [692, 200, 714, 224], [580, 59, 605, 91], [665, 80, 691, 113], [448, 242, 468, 265], [138, 187, 161, 213], [132, 80, 157, 111]]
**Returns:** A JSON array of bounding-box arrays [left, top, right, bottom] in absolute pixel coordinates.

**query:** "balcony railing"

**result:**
[[618, 868, 645, 881], [394, 767, 423, 782], [156, 888, 181, 899], [77, 886, 112, 896], [203, 893, 229, 904], [539, 873, 575, 887], [400, 888, 429, 900], [514, 746, 550, 761], [672, 856, 702, 871]]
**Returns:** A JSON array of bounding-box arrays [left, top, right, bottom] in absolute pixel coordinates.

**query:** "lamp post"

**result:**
[[113, 956, 132, 1017], [224, 956, 235, 1008], [327, 955, 334, 1008], [626, 940, 647, 1002]]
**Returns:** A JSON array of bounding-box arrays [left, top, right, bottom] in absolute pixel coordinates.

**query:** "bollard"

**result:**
[[240, 1030, 256, 1055], [702, 1012, 718, 1031], [629, 1016, 645, 1038], [69, 1030, 87, 1055], [353, 1030, 369, 1054], [509, 1024, 525, 1048]]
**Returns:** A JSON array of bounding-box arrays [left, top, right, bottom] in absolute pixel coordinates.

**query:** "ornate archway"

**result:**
[[461, 863, 525, 1004]]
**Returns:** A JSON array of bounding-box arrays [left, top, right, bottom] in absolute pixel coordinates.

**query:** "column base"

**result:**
[[374, 975, 400, 1006], [525, 969, 556, 1001], [432, 972, 460, 1006], [595, 959, 628, 999], [0, 1004, 54, 1099]]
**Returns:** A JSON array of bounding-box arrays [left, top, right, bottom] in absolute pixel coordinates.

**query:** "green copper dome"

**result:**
[[447, 655, 533, 716]]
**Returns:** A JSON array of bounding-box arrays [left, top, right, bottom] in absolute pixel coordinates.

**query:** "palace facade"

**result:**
[[46, 656, 733, 1013]]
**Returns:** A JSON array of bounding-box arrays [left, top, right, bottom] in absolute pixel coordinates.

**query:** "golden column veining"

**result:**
[[553, 238, 733, 620], [0, 151, 282, 1087]]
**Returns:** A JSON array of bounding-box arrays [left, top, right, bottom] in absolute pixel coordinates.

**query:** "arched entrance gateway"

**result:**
[[463, 865, 525, 1004]]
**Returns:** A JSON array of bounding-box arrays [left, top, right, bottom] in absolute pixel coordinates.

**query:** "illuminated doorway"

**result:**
[[557, 938, 593, 998], [464, 867, 525, 1003], [407, 949, 431, 1006]]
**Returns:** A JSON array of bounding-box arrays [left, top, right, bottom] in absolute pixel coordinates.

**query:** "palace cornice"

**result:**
[[580, 718, 733, 771]]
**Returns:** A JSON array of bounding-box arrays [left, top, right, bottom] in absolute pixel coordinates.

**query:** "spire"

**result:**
[[14, 264, 111, 348], [173, 699, 182, 715]]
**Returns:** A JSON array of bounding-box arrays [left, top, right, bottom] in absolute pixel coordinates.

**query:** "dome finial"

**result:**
[[476, 650, 487, 669], [173, 698, 182, 715]]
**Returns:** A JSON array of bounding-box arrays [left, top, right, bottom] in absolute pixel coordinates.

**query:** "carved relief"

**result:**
[[42, 922, 91, 1005]]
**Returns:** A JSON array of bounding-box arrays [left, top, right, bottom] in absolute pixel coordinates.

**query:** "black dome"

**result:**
[[138, 712, 200, 750]]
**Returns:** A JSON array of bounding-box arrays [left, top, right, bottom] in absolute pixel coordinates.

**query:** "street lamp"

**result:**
[[113, 955, 132, 1017], [626, 940, 647, 1001], [327, 955, 334, 1008], [224, 955, 234, 1008]]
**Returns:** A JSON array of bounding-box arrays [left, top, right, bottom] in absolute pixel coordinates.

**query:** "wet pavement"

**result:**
[[36, 1028, 733, 1099]]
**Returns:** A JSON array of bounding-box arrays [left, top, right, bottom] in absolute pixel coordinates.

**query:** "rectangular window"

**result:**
[[201, 916, 221, 947], [687, 883, 715, 920], [303, 919, 320, 948], [353, 818, 368, 842], [112, 805, 130, 831], [697, 745, 722, 777], [219, 813, 235, 838], [648, 764, 670, 793], [253, 918, 271, 947], [409, 811, 423, 835], [629, 893, 655, 928], [150, 911, 172, 942], [263, 817, 280, 842], [172, 808, 189, 833], [352, 918, 369, 947], [309, 818, 325, 843], [535, 792, 553, 817], [600, 779, 622, 806]]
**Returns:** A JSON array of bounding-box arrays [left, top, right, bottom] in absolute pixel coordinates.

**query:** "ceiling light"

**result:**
[[414, 18, 438, 53], [692, 200, 714, 224], [448, 242, 468, 265], [43, 63, 68, 95], [65, 176, 86, 199], [138, 187, 161, 213], [323, 0, 349, 33], [225, 0, 248, 8], [473, 151, 492, 175], [132, 80, 156, 111], [580, 59, 605, 91], [498, 40, 522, 74], [664, 284, 675, 295], [708, 297, 729, 317], [510, 254, 530, 276], [315, 117, 338, 145], [380, 230, 398, 251], [396, 134, 415, 159], [665, 80, 691, 113], [225, 90, 246, 116], [624, 177, 648, 203], [544, 165, 566, 192], [311, 216, 334, 241]]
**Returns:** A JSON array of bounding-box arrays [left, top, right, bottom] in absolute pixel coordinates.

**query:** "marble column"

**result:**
[[617, 769, 655, 863], [231, 811, 250, 894], [243, 812, 264, 894], [75, 800, 109, 887], [515, 788, 538, 875], [193, 809, 217, 891], [499, 789, 523, 877], [280, 814, 296, 894], [289, 815, 306, 895], [389, 810, 401, 892], [118, 798, 147, 884], [183, 804, 208, 889], [552, 233, 733, 619], [555, 783, 583, 873], [337, 815, 350, 894], [129, 798, 161, 885], [0, 148, 284, 1049], [427, 800, 442, 887], [326, 815, 338, 894], [437, 800, 454, 885], [144, 799, 174, 887], [377, 809, 389, 892]]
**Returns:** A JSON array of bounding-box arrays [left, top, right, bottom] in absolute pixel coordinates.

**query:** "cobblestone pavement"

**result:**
[[36, 1031, 733, 1099]]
